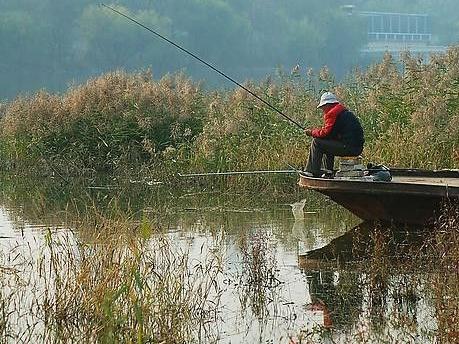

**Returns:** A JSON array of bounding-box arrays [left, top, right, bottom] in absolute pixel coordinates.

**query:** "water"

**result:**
[[0, 180, 453, 343]]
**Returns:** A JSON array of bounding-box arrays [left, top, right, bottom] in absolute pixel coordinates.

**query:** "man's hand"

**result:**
[[304, 129, 313, 137]]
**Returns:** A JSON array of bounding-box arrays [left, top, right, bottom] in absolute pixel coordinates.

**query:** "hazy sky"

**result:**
[[0, 0, 458, 99]]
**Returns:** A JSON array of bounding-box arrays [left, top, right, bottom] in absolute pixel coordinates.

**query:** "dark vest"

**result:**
[[328, 109, 364, 149]]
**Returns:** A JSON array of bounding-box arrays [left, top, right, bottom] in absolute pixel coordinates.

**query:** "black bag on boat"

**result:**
[[365, 163, 392, 182]]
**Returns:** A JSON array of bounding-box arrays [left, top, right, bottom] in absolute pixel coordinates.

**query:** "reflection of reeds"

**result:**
[[355, 211, 458, 343], [422, 203, 459, 344], [0, 218, 223, 343], [238, 229, 281, 320], [296, 204, 459, 343]]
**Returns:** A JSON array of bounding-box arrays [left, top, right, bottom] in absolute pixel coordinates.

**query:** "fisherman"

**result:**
[[303, 92, 364, 177]]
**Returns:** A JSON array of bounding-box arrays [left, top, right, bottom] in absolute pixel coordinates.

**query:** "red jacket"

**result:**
[[311, 103, 345, 138]]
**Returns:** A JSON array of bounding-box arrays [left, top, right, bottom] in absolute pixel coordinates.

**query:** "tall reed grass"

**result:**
[[1, 49, 458, 185], [0, 214, 223, 343], [0, 174, 457, 343], [0, 70, 205, 178]]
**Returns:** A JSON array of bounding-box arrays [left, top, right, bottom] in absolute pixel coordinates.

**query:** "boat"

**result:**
[[298, 168, 459, 225]]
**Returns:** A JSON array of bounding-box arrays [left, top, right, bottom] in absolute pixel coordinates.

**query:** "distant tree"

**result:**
[[1, 0, 458, 99], [75, 5, 172, 76], [316, 8, 367, 75], [149, 0, 252, 79]]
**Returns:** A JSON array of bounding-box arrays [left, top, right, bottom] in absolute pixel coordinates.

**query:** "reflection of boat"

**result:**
[[297, 221, 444, 341], [298, 221, 424, 268], [298, 169, 459, 224]]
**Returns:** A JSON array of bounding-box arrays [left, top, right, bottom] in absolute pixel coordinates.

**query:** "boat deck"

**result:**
[[391, 176, 459, 187]]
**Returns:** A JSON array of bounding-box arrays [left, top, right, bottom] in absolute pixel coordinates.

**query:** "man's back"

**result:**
[[329, 110, 364, 149]]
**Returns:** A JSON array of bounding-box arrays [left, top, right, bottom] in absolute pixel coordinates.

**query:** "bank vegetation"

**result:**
[[0, 50, 458, 187]]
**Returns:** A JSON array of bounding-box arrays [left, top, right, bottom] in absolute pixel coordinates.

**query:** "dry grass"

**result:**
[[421, 203, 459, 344], [0, 214, 223, 343], [237, 229, 281, 320], [0, 70, 205, 177], [1, 49, 459, 187], [0, 177, 457, 343], [340, 51, 459, 168]]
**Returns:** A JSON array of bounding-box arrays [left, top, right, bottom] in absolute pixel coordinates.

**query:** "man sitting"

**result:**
[[303, 92, 364, 177]]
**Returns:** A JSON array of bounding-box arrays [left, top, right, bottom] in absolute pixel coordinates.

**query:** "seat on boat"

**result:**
[[336, 156, 364, 178]]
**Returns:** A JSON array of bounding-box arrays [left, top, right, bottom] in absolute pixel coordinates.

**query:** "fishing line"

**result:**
[[101, 3, 305, 130]]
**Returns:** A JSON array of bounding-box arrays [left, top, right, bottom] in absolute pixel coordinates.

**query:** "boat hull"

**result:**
[[298, 170, 459, 225]]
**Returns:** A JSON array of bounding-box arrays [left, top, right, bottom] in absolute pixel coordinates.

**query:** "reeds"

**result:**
[[421, 202, 459, 344], [1, 49, 459, 187], [0, 70, 206, 177], [0, 175, 457, 343], [237, 228, 281, 320], [0, 215, 223, 343]]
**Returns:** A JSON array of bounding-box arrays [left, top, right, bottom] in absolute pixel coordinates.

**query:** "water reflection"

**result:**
[[0, 177, 455, 343], [297, 221, 441, 343]]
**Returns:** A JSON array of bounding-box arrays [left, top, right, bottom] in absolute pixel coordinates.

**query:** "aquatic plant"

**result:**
[[237, 228, 281, 320], [0, 176, 457, 343], [295, 204, 459, 343], [342, 51, 459, 168], [421, 202, 459, 344]]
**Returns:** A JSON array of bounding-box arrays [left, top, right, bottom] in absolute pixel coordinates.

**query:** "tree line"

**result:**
[[1, 0, 458, 99]]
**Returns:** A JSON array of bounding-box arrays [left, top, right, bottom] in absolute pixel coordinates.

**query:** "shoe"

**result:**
[[300, 171, 314, 177]]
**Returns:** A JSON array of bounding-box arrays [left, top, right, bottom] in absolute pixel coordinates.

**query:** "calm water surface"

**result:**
[[0, 182, 446, 343]]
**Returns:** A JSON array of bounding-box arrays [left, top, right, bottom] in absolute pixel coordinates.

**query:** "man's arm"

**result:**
[[310, 112, 339, 138]]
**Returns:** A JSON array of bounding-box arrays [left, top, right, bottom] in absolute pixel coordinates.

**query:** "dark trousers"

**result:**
[[305, 138, 362, 176]]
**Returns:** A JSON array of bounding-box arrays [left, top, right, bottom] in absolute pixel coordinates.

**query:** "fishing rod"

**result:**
[[101, 3, 305, 131], [179, 169, 297, 178]]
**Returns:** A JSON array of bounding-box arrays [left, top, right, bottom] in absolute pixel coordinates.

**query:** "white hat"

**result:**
[[317, 92, 339, 108]]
